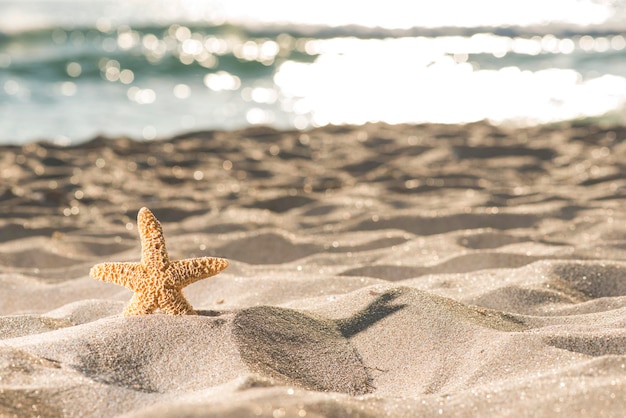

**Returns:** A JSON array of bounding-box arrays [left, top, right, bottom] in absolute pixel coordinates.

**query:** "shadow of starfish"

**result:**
[[335, 287, 408, 338], [231, 287, 408, 395]]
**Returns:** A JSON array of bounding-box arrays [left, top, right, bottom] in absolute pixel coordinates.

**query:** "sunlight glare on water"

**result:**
[[274, 35, 626, 126], [0, 0, 625, 143]]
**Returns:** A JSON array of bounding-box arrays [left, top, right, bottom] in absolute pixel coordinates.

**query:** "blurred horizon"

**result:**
[[1, 0, 624, 31]]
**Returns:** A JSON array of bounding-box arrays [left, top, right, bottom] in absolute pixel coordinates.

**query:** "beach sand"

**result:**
[[1, 122, 626, 417]]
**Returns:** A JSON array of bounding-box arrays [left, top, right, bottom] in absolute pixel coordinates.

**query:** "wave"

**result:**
[[3, 19, 626, 44], [3, 21, 625, 75]]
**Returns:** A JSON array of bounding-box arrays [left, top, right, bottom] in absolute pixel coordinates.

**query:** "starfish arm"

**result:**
[[90, 262, 144, 291], [158, 288, 196, 315], [137, 207, 170, 269], [123, 293, 158, 316], [170, 257, 229, 287]]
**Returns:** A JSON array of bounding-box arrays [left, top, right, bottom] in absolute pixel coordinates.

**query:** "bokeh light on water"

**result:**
[[0, 0, 625, 144], [275, 34, 626, 126]]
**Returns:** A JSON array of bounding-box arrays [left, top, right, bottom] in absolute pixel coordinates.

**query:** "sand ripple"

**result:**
[[2, 122, 626, 417]]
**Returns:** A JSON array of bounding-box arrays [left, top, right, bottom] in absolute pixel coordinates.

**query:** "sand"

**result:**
[[1, 122, 626, 417]]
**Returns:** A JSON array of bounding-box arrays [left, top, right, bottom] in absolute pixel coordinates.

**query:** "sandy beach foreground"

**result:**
[[1, 122, 626, 417]]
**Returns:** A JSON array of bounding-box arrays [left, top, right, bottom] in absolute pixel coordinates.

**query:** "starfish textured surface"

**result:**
[[90, 207, 229, 316]]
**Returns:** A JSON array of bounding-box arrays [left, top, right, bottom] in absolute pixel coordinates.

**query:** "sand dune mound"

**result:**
[[234, 306, 372, 395]]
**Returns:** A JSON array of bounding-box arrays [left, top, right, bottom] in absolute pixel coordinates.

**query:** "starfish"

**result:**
[[90, 207, 228, 316]]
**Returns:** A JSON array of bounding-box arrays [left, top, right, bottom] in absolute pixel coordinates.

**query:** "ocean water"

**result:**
[[1, 0, 626, 145]]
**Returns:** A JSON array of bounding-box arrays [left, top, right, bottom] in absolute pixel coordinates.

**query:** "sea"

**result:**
[[1, 0, 626, 145]]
